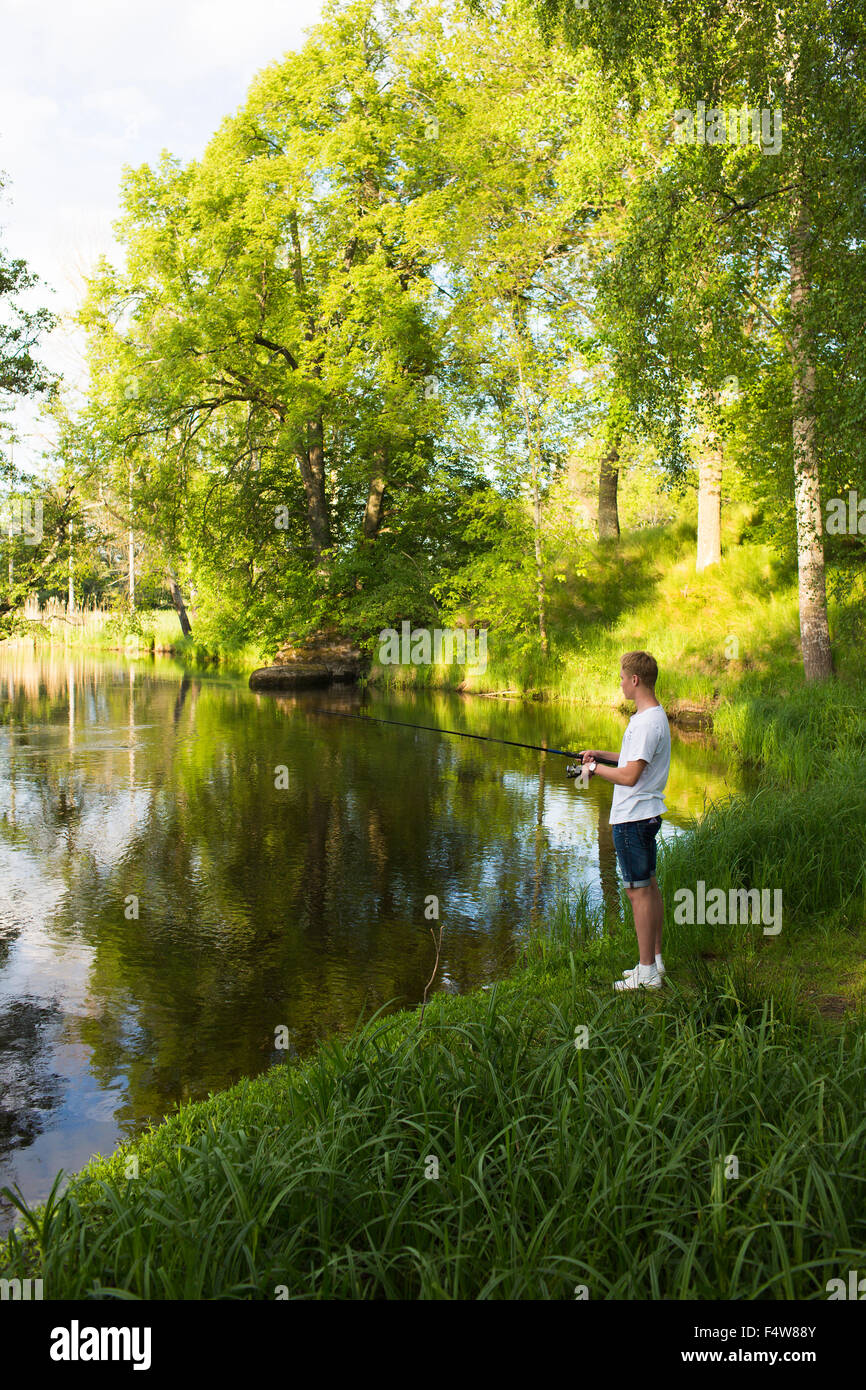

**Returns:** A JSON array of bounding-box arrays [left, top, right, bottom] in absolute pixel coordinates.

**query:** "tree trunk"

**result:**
[[363, 477, 385, 538], [363, 444, 387, 539], [165, 565, 192, 637], [695, 295, 722, 571], [294, 414, 331, 555], [511, 313, 548, 657], [696, 424, 722, 572], [790, 190, 833, 680], [533, 473, 548, 656], [68, 516, 75, 612], [598, 441, 620, 539], [285, 213, 330, 556], [127, 463, 135, 612]]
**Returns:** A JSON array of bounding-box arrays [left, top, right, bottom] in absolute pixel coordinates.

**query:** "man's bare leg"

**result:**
[[649, 876, 663, 957], [625, 884, 656, 965]]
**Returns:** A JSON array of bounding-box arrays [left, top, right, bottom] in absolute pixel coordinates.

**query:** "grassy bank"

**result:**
[[369, 512, 865, 709], [5, 608, 268, 672], [14, 516, 866, 794], [2, 770, 864, 1299]]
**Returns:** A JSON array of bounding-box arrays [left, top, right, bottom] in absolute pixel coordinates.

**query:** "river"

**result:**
[[0, 647, 740, 1231]]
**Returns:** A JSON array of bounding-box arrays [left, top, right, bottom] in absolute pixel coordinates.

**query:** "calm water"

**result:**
[[0, 648, 741, 1230]]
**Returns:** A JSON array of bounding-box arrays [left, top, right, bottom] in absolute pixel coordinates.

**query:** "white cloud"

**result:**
[[0, 0, 325, 86], [178, 0, 324, 70], [80, 86, 162, 143], [0, 0, 327, 465]]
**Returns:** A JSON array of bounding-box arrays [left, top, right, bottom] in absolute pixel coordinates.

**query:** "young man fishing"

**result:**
[[579, 651, 671, 991]]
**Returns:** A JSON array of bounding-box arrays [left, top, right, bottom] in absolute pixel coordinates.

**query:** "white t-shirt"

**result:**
[[609, 704, 671, 825]]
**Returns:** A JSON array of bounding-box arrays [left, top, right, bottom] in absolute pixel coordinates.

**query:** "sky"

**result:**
[[0, 0, 326, 468]]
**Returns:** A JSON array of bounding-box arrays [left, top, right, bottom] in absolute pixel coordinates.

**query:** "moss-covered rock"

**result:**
[[249, 628, 366, 689]]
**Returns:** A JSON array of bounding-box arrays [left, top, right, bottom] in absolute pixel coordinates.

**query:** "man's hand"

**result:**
[[580, 749, 619, 764]]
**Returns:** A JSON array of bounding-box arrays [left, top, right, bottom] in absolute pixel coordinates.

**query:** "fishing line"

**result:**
[[316, 706, 619, 765]]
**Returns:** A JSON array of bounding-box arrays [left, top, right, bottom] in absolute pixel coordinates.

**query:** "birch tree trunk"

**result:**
[[696, 417, 722, 572], [790, 188, 833, 680], [532, 467, 548, 656], [695, 295, 722, 571], [598, 440, 621, 539]]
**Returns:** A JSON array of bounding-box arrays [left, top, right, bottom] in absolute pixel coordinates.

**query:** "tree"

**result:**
[[73, 0, 639, 654], [512, 0, 866, 680], [422, 0, 639, 650], [0, 172, 61, 626], [0, 180, 55, 404], [76, 0, 488, 649]]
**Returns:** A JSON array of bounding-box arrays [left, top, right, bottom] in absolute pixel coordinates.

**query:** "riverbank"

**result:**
[[2, 762, 864, 1298], [1, 609, 266, 672], [11, 517, 866, 783], [3, 516, 865, 1297], [367, 515, 865, 713]]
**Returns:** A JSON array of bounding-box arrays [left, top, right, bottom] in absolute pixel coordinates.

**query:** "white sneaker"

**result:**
[[614, 964, 662, 991], [622, 959, 666, 979]]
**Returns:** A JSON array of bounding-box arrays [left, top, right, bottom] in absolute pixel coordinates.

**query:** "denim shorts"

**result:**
[[611, 815, 662, 888]]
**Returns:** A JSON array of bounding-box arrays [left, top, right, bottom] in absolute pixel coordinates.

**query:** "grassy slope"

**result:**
[[371, 508, 863, 714], [2, 889, 863, 1299]]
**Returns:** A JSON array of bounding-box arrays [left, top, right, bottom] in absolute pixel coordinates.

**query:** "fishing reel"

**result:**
[[566, 759, 596, 779]]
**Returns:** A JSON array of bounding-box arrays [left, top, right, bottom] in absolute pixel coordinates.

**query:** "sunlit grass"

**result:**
[[15, 608, 269, 671]]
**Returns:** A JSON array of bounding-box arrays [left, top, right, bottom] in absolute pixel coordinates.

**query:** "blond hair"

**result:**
[[621, 650, 659, 689]]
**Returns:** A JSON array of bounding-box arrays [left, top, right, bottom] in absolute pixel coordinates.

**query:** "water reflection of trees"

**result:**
[[598, 815, 622, 924], [0, 654, 736, 1158], [0, 999, 66, 1152]]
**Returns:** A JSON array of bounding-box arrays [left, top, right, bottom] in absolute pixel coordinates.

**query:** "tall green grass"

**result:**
[[713, 685, 866, 787], [658, 762, 866, 931], [15, 608, 269, 671], [2, 878, 863, 1300]]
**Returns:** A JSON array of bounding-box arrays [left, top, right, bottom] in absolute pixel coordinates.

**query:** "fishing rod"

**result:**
[[316, 706, 619, 771]]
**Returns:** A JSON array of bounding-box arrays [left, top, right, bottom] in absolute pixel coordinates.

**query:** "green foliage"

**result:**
[[431, 490, 540, 653], [0, 175, 56, 401], [62, 0, 649, 653]]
